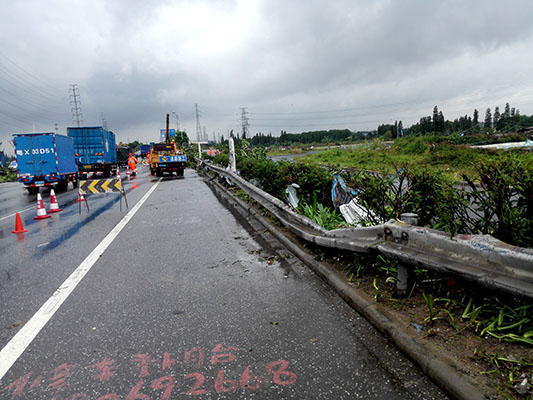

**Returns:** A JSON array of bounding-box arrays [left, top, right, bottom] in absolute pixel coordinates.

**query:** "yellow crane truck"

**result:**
[[149, 113, 187, 178]]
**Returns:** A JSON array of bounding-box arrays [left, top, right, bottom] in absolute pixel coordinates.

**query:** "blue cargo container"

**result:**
[[67, 126, 117, 177], [140, 144, 151, 157], [13, 132, 78, 194]]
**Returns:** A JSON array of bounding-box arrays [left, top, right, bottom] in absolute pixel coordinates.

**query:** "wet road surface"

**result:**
[[0, 168, 448, 399]]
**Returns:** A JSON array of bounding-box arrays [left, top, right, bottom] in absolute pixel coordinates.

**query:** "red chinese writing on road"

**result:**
[[1, 343, 297, 399]]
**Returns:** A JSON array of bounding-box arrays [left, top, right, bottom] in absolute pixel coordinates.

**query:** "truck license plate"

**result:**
[[35, 181, 44, 185], [84, 165, 91, 169]]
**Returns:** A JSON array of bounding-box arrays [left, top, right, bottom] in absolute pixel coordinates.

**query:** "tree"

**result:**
[[504, 102, 511, 119], [432, 106, 439, 133], [493, 106, 501, 130], [437, 111, 445, 133], [473, 109, 479, 126], [484, 108, 492, 130]]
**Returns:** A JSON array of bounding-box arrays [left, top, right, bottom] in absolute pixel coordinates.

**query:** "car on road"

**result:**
[[8, 160, 17, 171]]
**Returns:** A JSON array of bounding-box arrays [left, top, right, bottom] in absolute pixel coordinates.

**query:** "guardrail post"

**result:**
[[396, 213, 418, 296], [229, 138, 236, 172], [400, 213, 418, 226]]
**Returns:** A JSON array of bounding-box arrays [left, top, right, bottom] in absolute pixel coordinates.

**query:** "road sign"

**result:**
[[158, 155, 186, 162], [160, 129, 176, 141], [80, 178, 122, 194]]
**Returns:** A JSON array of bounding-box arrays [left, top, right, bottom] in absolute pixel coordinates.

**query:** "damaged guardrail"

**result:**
[[201, 161, 533, 299]]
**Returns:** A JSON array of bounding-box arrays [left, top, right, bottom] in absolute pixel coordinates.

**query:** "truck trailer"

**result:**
[[67, 126, 117, 178], [140, 144, 151, 158], [13, 132, 78, 194]]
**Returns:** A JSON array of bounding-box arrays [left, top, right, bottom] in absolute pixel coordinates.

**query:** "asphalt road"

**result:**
[[0, 167, 448, 399]]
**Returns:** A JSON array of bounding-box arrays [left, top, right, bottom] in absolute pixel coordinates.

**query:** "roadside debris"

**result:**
[[285, 183, 300, 209], [331, 174, 370, 226]]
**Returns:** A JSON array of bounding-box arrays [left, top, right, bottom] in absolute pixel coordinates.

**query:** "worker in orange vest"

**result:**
[[128, 153, 138, 176]]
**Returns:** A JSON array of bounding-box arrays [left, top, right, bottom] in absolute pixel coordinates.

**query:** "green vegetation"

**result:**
[[299, 195, 347, 230], [0, 168, 17, 183], [210, 137, 532, 248], [300, 136, 533, 180]]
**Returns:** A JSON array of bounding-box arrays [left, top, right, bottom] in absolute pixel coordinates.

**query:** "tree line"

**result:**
[[243, 101, 533, 146]]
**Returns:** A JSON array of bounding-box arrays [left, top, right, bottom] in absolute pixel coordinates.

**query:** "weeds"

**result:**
[[299, 194, 348, 230]]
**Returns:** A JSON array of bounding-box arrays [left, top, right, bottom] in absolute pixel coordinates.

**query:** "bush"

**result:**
[[237, 158, 285, 199], [463, 156, 533, 247], [279, 161, 331, 205], [0, 168, 17, 183]]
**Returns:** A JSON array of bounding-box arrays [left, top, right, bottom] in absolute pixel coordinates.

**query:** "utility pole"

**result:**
[[195, 103, 202, 142], [54, 123, 58, 134], [241, 107, 249, 139], [69, 84, 83, 127], [172, 112, 180, 131]]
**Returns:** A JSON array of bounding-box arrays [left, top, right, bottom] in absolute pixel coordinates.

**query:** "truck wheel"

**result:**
[[72, 177, 79, 188], [57, 180, 68, 192], [156, 170, 163, 177], [27, 187, 39, 195]]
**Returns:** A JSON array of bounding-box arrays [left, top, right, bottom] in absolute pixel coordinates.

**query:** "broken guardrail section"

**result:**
[[201, 161, 533, 299]]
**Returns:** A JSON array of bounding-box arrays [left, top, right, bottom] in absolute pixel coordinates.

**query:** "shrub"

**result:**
[[279, 161, 331, 205]]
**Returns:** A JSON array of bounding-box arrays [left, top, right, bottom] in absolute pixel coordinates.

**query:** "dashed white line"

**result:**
[[0, 178, 162, 382]]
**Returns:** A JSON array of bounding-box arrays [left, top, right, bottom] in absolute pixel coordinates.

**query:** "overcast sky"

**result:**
[[1, 0, 533, 152]]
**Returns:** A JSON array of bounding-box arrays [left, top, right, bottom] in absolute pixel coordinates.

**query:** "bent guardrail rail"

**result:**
[[201, 161, 533, 299]]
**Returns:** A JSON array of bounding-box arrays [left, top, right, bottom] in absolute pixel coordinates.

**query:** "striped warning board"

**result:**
[[79, 178, 122, 194]]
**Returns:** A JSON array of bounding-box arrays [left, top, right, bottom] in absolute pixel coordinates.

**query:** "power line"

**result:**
[[0, 50, 62, 92]]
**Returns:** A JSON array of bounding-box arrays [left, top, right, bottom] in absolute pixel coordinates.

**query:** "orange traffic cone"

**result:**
[[48, 189, 62, 213], [76, 189, 85, 203], [12, 212, 28, 233], [34, 193, 51, 220]]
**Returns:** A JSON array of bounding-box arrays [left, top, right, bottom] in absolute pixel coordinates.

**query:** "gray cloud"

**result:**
[[1, 0, 533, 152]]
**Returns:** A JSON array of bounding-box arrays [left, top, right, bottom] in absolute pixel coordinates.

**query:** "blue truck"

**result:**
[[67, 126, 117, 178], [13, 133, 78, 194], [140, 144, 151, 158]]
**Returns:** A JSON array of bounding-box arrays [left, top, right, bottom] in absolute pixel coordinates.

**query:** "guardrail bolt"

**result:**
[[396, 263, 409, 297], [400, 213, 418, 226]]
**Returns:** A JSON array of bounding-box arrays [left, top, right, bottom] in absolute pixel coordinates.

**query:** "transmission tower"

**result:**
[[195, 103, 202, 142], [69, 84, 83, 127], [241, 107, 249, 139], [100, 112, 108, 130]]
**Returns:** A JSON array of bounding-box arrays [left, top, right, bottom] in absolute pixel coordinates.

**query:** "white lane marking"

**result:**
[[0, 206, 35, 222], [0, 178, 162, 382]]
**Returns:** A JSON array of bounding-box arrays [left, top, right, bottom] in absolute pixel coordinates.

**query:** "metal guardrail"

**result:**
[[201, 161, 533, 299]]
